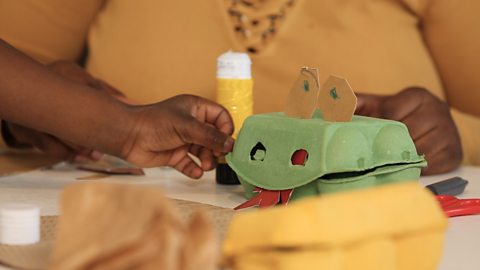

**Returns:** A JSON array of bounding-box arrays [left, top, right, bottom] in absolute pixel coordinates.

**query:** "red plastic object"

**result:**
[[436, 195, 480, 217], [234, 187, 293, 210], [291, 149, 308, 166]]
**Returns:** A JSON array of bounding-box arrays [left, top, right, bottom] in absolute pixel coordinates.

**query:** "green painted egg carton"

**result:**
[[226, 110, 427, 202]]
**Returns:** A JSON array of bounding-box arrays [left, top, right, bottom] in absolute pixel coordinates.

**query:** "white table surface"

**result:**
[[0, 164, 479, 270]]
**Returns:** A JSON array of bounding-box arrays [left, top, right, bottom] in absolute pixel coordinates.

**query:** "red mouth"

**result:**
[[234, 187, 293, 210]]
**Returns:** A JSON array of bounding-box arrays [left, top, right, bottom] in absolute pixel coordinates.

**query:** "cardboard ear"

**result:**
[[284, 67, 320, 119], [317, 75, 357, 122]]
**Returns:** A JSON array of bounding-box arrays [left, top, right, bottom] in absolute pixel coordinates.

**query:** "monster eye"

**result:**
[[250, 142, 266, 161], [291, 149, 308, 166]]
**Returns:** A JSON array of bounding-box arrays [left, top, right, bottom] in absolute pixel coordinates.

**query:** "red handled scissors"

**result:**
[[436, 195, 480, 217]]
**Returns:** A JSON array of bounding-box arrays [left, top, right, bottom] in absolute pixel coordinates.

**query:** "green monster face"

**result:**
[[226, 110, 426, 209]]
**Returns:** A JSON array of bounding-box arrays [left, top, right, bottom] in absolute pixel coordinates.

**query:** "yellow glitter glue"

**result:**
[[216, 51, 254, 185], [216, 51, 253, 138]]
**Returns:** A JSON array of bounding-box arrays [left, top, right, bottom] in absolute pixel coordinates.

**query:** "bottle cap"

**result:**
[[216, 163, 241, 185], [217, 51, 252, 79], [0, 204, 40, 245]]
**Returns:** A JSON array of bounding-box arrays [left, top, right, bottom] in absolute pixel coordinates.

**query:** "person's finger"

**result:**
[[415, 129, 448, 175], [421, 148, 458, 175], [48, 61, 135, 103], [73, 154, 94, 163], [172, 154, 204, 179], [32, 134, 78, 160], [354, 92, 368, 114], [417, 122, 462, 173], [189, 144, 202, 157], [188, 144, 216, 171], [199, 147, 216, 171], [62, 141, 104, 161], [381, 88, 426, 121], [401, 109, 437, 141], [89, 150, 104, 160], [177, 117, 235, 153], [414, 128, 445, 156], [73, 150, 104, 162], [192, 97, 235, 136], [8, 124, 75, 160], [212, 150, 222, 157], [354, 93, 385, 118], [165, 145, 190, 167]]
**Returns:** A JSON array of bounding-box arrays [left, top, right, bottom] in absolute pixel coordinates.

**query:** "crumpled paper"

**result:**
[[49, 182, 216, 270]]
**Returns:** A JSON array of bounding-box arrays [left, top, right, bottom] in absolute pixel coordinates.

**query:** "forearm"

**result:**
[[0, 39, 134, 156]]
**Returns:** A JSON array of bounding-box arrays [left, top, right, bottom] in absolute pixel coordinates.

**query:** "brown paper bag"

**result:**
[[0, 198, 234, 270], [49, 183, 218, 270]]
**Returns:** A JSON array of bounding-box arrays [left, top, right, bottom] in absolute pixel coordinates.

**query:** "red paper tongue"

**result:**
[[234, 188, 293, 210], [234, 150, 305, 210], [291, 149, 308, 165]]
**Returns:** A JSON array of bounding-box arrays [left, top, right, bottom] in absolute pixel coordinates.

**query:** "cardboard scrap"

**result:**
[[75, 155, 145, 176], [284, 67, 320, 119], [49, 183, 217, 270], [317, 75, 357, 122]]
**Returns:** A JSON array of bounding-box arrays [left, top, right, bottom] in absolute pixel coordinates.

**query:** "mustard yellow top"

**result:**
[[0, 0, 479, 164]]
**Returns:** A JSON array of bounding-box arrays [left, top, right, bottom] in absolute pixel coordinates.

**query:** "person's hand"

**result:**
[[355, 87, 463, 175], [1, 61, 118, 161], [122, 95, 235, 179], [48, 60, 132, 103], [2, 121, 103, 161], [1, 61, 110, 161]]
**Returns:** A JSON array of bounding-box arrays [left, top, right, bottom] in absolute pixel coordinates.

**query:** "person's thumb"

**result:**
[[178, 119, 234, 153], [355, 92, 386, 118]]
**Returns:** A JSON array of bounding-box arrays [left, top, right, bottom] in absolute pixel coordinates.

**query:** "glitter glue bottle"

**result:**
[[216, 51, 253, 185]]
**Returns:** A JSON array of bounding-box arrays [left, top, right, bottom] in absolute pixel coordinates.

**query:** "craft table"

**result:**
[[0, 162, 479, 270]]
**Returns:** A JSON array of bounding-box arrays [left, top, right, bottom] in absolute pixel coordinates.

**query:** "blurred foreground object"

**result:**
[[0, 204, 40, 245], [50, 183, 216, 270], [222, 182, 447, 270]]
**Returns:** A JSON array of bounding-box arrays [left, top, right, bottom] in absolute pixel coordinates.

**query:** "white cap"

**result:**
[[0, 204, 40, 245], [217, 51, 252, 79]]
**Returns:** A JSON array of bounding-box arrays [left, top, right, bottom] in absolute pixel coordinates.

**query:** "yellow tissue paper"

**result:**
[[222, 182, 447, 270]]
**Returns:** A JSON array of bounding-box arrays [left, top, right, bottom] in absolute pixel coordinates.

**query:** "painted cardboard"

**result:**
[[317, 75, 357, 122], [284, 67, 320, 119]]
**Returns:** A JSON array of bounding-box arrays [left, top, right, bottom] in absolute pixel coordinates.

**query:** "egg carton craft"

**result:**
[[226, 67, 427, 210]]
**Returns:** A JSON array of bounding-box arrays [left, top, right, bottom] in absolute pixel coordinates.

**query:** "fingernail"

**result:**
[[90, 151, 104, 160], [74, 155, 89, 163], [222, 137, 235, 152], [192, 168, 203, 179], [201, 160, 211, 170]]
